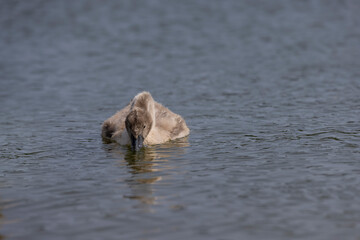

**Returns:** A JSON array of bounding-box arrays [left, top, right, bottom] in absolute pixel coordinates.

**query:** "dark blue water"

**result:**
[[1, 1, 360, 239]]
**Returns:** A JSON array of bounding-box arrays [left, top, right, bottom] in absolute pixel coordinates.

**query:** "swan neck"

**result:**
[[148, 99, 156, 129]]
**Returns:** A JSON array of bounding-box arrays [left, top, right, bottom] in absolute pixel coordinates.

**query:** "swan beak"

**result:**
[[131, 134, 144, 151]]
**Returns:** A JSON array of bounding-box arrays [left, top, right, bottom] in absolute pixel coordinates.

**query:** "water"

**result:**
[[1, 0, 360, 239]]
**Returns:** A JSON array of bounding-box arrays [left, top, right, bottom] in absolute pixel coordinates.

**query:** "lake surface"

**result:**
[[1, 0, 360, 239]]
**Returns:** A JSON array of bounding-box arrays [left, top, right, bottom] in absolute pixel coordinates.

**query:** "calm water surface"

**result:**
[[1, 1, 360, 239]]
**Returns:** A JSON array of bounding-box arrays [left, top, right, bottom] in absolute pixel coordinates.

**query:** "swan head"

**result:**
[[125, 108, 153, 151]]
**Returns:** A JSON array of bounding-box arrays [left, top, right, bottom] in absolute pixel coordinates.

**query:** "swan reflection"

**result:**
[[106, 138, 189, 210]]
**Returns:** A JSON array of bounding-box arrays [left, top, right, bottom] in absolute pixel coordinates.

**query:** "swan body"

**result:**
[[102, 92, 190, 149]]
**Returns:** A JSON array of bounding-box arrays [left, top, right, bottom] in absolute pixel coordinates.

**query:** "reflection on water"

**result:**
[[124, 147, 163, 174], [106, 139, 189, 210], [124, 148, 161, 209]]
